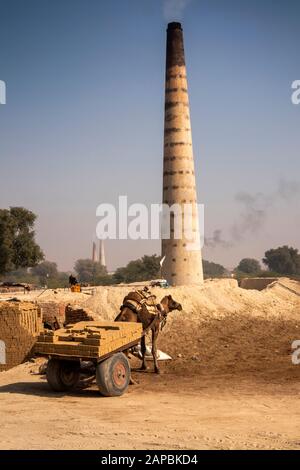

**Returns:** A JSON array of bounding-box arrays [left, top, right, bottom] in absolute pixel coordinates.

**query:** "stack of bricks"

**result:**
[[65, 304, 95, 325], [0, 301, 42, 372], [35, 321, 143, 359], [38, 301, 67, 325]]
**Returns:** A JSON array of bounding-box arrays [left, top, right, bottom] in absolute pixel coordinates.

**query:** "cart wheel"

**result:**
[[46, 359, 80, 392], [96, 353, 130, 397]]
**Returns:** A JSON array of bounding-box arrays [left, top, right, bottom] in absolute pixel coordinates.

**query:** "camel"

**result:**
[[115, 291, 182, 374]]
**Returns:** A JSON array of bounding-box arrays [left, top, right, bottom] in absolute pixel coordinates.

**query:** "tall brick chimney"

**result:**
[[161, 22, 203, 285], [99, 240, 106, 268]]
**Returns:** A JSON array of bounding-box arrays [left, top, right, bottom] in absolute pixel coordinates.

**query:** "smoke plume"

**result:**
[[163, 0, 193, 21], [205, 179, 300, 248], [277, 178, 300, 201], [230, 191, 271, 242], [204, 229, 233, 249]]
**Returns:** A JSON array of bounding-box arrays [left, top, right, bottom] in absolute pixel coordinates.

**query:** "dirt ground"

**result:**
[[0, 360, 300, 450], [1, 278, 300, 450]]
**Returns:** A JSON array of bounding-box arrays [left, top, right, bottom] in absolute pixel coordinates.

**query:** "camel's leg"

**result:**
[[123, 349, 137, 385], [140, 336, 148, 371], [152, 328, 160, 374]]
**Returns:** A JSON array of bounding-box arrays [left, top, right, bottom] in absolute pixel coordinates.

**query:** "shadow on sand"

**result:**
[[0, 378, 103, 399]]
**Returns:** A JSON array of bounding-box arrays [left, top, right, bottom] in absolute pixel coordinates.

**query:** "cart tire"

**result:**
[[96, 353, 130, 397], [46, 359, 80, 392]]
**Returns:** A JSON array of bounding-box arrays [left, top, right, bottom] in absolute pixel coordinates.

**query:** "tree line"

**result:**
[[1, 207, 300, 287]]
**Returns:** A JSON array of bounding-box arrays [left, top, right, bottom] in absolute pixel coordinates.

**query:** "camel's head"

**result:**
[[160, 295, 183, 314]]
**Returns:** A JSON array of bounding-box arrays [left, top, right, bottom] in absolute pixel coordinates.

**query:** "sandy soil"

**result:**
[[0, 361, 300, 450], [1, 278, 300, 450]]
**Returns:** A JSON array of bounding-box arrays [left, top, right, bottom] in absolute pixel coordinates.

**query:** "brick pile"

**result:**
[[65, 304, 95, 325], [35, 321, 143, 359], [38, 301, 67, 325], [0, 301, 42, 372]]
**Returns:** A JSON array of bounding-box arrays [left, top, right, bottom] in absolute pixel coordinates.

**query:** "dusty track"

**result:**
[[0, 360, 300, 450]]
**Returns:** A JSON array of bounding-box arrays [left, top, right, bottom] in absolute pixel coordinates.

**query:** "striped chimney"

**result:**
[[99, 240, 106, 268], [161, 22, 203, 285]]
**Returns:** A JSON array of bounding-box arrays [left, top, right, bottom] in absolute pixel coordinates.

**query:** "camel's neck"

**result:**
[[159, 302, 169, 315]]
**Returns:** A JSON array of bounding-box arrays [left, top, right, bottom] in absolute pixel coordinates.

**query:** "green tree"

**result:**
[[94, 273, 115, 286], [113, 255, 161, 284], [236, 258, 261, 274], [74, 259, 107, 284], [263, 246, 300, 275], [46, 271, 70, 289], [31, 261, 58, 285], [203, 260, 226, 279], [0, 210, 13, 274], [56, 271, 70, 287], [3, 268, 39, 285], [3, 265, 69, 288], [0, 207, 44, 275]]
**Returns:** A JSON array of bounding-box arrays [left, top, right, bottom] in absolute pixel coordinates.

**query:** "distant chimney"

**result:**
[[161, 22, 203, 285], [92, 242, 97, 262], [99, 240, 106, 268]]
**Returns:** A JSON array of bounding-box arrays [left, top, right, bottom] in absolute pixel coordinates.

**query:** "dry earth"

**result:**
[[1, 278, 300, 450]]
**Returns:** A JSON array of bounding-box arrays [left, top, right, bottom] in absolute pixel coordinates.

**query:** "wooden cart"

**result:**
[[34, 321, 143, 397]]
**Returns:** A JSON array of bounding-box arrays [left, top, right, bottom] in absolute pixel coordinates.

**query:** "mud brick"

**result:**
[[34, 320, 142, 360], [78, 350, 99, 358], [38, 301, 67, 325], [65, 304, 95, 325], [45, 331, 54, 336], [0, 301, 42, 372], [99, 346, 111, 356], [37, 335, 45, 342], [57, 334, 77, 342], [83, 338, 101, 346], [45, 337, 57, 343]]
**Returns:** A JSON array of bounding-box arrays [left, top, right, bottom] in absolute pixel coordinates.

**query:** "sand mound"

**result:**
[[3, 278, 300, 379], [158, 279, 300, 378]]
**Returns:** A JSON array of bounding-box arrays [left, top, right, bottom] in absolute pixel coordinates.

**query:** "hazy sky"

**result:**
[[0, 0, 299, 271]]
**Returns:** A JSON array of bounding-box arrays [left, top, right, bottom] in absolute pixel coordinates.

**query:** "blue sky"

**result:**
[[0, 0, 299, 271]]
